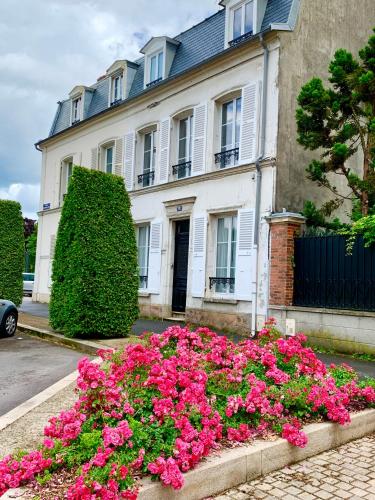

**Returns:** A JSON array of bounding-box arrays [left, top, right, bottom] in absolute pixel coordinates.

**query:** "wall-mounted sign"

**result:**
[[176, 205, 183, 212], [43, 203, 51, 210]]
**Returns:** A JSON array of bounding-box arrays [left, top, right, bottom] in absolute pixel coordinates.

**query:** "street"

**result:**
[[0, 333, 83, 416]]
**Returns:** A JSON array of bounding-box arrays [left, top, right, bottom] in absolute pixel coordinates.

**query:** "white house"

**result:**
[[33, 0, 374, 334]]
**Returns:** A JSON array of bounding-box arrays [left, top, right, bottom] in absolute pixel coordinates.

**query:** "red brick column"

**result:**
[[268, 213, 305, 307]]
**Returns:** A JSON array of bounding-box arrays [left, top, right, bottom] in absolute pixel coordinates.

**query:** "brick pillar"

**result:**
[[268, 213, 305, 307]]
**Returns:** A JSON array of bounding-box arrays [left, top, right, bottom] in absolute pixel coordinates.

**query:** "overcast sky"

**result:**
[[0, 0, 218, 219]]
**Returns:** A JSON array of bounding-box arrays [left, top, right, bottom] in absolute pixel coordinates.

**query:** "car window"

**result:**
[[23, 274, 35, 281]]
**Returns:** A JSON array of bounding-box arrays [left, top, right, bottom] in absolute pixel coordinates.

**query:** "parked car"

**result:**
[[0, 300, 18, 337], [23, 272, 35, 296]]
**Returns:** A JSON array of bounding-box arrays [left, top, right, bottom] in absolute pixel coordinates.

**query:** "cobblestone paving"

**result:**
[[212, 434, 375, 500]]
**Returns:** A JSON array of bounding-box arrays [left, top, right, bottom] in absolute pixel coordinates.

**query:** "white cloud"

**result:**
[[0, 0, 218, 219], [0, 184, 40, 219]]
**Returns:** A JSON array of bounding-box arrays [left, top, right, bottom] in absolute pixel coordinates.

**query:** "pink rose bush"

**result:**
[[1, 320, 375, 498]]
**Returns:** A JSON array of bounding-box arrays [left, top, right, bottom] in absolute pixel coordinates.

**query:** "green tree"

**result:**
[[296, 28, 375, 218], [25, 224, 38, 273], [50, 166, 139, 338], [0, 200, 24, 305]]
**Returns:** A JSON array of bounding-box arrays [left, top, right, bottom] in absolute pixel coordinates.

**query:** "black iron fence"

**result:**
[[293, 235, 375, 311]]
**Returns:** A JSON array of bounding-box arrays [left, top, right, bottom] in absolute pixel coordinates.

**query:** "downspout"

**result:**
[[251, 33, 269, 337]]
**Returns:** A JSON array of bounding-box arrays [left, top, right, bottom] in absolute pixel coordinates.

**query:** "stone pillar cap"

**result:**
[[266, 211, 306, 225]]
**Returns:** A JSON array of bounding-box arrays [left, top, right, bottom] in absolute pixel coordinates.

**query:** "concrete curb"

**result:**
[[17, 323, 103, 355], [3, 409, 375, 499]]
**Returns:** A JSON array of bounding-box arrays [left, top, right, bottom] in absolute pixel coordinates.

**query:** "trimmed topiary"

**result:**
[[50, 166, 139, 338], [0, 200, 24, 306]]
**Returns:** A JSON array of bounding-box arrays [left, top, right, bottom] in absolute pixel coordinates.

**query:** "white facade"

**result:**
[[34, 6, 281, 333]]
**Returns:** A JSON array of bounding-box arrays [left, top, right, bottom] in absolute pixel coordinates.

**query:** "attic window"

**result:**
[[229, 0, 254, 46], [72, 96, 82, 124], [147, 51, 164, 87], [111, 73, 123, 105]]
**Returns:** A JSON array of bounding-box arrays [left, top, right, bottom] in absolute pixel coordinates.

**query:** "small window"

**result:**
[[111, 74, 122, 104], [176, 115, 193, 179], [141, 131, 156, 187], [137, 225, 150, 289], [215, 215, 237, 294], [231, 1, 253, 42], [149, 51, 164, 85], [215, 96, 242, 168], [72, 96, 82, 123], [61, 158, 73, 201], [104, 146, 114, 174]]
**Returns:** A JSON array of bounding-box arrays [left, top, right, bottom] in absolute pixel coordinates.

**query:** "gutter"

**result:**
[[251, 33, 269, 337], [34, 28, 272, 149]]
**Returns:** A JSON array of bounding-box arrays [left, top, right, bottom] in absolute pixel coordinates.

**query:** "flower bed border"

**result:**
[[4, 408, 375, 500]]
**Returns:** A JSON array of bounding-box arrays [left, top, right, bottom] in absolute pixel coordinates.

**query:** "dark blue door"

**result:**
[[172, 220, 190, 312]]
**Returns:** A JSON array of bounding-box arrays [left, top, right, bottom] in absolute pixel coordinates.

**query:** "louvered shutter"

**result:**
[[191, 102, 207, 176], [48, 235, 56, 288], [124, 132, 135, 191], [239, 82, 260, 164], [191, 214, 207, 297], [114, 137, 124, 176], [91, 147, 98, 170], [73, 152, 81, 166], [148, 219, 162, 294], [235, 209, 256, 301], [158, 118, 170, 184]]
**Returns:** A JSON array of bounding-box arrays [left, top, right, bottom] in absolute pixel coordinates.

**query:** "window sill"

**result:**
[[204, 297, 238, 305], [138, 291, 150, 297]]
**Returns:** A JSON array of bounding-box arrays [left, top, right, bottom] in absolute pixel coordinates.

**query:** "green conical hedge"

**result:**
[[0, 200, 24, 306], [50, 166, 139, 338]]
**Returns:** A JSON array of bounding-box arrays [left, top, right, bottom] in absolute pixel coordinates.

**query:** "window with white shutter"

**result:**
[[114, 137, 124, 176], [239, 82, 260, 165], [235, 208, 256, 301], [91, 147, 98, 170], [124, 132, 135, 191], [191, 214, 207, 297], [158, 118, 170, 184], [147, 219, 162, 294], [191, 102, 207, 176]]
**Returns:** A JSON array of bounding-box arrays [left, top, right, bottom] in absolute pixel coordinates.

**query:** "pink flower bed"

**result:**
[[0, 320, 374, 499]]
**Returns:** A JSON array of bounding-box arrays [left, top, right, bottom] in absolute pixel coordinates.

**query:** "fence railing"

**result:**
[[293, 235, 375, 312]]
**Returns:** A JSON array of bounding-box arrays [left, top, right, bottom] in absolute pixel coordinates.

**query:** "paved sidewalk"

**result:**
[[213, 434, 375, 500]]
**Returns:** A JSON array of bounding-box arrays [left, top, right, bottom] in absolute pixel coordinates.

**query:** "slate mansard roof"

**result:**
[[48, 0, 296, 140]]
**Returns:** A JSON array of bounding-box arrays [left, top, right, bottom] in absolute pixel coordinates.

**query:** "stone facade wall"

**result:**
[[270, 306, 375, 355], [186, 308, 251, 335]]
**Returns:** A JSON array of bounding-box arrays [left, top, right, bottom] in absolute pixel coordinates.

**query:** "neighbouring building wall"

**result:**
[[275, 0, 375, 216]]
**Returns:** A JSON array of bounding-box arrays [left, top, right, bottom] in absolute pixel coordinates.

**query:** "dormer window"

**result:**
[[231, 0, 254, 45], [111, 74, 123, 105], [72, 96, 82, 124], [149, 51, 164, 86]]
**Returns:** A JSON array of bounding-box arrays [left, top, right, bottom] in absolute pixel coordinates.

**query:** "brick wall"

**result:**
[[268, 214, 305, 306]]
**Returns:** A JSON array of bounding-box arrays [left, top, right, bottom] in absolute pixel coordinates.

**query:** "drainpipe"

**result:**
[[251, 33, 269, 337]]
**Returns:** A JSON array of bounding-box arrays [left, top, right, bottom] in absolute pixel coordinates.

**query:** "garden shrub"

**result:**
[[1, 321, 374, 498], [0, 200, 24, 306], [49, 166, 139, 338]]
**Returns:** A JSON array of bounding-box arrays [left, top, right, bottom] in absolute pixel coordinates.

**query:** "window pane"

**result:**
[[178, 118, 188, 163], [144, 134, 151, 172], [157, 52, 164, 79], [106, 147, 113, 173], [245, 1, 254, 34], [233, 7, 242, 39], [138, 226, 150, 288], [150, 56, 156, 81]]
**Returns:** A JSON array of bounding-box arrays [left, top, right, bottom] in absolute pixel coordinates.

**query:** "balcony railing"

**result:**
[[146, 77, 162, 88], [138, 171, 155, 187], [209, 277, 235, 290], [110, 98, 122, 107], [214, 148, 239, 168], [139, 275, 148, 288], [229, 31, 253, 47], [172, 161, 192, 178]]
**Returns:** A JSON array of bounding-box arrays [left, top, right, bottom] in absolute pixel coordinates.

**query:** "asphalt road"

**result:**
[[0, 333, 83, 417]]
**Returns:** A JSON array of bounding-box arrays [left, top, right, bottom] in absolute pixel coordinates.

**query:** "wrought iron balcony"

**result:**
[[110, 98, 122, 107], [138, 171, 155, 187], [214, 148, 239, 168], [229, 31, 253, 47], [139, 275, 148, 288], [172, 161, 192, 178], [209, 277, 235, 290], [71, 119, 81, 126], [146, 77, 162, 88]]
